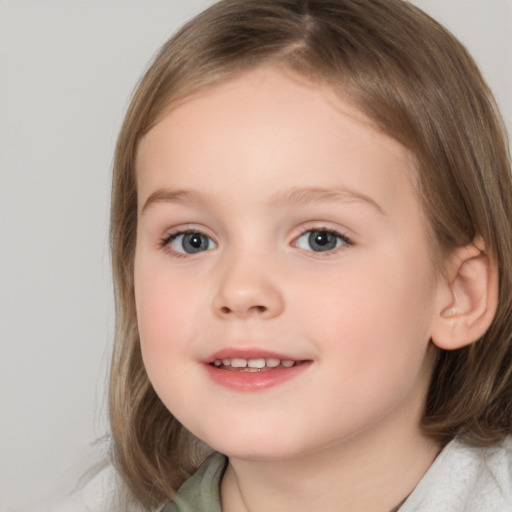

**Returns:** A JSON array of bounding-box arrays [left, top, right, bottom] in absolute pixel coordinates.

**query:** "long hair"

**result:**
[[109, 0, 512, 507]]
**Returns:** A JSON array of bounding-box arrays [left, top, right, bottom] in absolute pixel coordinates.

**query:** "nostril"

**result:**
[[218, 304, 268, 316]]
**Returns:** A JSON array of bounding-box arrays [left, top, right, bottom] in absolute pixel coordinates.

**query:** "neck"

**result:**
[[221, 414, 440, 512]]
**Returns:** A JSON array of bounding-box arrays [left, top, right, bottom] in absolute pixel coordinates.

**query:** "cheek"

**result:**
[[295, 253, 435, 375], [299, 266, 435, 428], [134, 259, 204, 412], [134, 256, 199, 363]]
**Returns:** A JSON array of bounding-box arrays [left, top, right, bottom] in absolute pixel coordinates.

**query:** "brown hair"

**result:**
[[109, 0, 512, 507]]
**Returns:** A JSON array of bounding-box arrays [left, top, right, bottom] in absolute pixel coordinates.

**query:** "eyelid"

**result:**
[[293, 222, 353, 242], [161, 224, 215, 243]]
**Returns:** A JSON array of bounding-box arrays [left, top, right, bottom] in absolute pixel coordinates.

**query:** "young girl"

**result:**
[[67, 0, 512, 510]]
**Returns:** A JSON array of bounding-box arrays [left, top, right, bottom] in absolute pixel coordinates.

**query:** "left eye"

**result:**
[[167, 232, 217, 254], [295, 229, 349, 253]]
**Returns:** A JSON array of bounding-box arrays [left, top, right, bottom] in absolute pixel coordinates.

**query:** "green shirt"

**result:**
[[161, 453, 402, 512], [161, 453, 227, 512], [159, 452, 406, 512]]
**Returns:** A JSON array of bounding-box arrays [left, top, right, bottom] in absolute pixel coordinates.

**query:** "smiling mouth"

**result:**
[[205, 353, 311, 390], [211, 357, 304, 372]]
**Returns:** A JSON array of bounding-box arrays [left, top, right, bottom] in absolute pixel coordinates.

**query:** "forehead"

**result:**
[[136, 66, 415, 200]]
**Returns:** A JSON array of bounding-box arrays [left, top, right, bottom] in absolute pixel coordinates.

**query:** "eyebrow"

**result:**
[[141, 189, 201, 214], [140, 186, 384, 215], [274, 186, 385, 215]]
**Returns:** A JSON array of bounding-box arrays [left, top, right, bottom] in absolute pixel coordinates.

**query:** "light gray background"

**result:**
[[0, 1, 511, 510]]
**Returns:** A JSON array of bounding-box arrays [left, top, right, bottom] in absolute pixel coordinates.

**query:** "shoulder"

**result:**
[[51, 453, 227, 512], [401, 436, 512, 511], [50, 461, 151, 512]]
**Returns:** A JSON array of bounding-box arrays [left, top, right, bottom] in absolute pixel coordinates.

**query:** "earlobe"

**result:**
[[431, 238, 498, 350]]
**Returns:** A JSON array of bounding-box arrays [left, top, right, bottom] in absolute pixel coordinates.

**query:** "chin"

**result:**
[[201, 428, 311, 462]]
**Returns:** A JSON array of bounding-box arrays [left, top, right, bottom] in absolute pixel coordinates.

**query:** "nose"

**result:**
[[212, 252, 285, 320]]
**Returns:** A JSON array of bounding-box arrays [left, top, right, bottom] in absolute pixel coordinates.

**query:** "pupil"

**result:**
[[183, 233, 207, 253], [309, 231, 336, 252], [189, 234, 202, 248]]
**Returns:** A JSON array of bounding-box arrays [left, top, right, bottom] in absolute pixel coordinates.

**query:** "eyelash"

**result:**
[[159, 227, 353, 258]]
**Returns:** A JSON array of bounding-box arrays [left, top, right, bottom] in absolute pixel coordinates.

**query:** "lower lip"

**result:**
[[204, 362, 311, 392]]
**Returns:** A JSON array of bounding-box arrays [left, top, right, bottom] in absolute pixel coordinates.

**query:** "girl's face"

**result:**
[[134, 66, 443, 461]]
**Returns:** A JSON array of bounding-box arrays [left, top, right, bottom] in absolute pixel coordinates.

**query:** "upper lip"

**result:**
[[203, 348, 306, 364]]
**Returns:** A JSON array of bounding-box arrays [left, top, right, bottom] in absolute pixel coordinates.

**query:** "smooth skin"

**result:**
[[134, 66, 496, 511]]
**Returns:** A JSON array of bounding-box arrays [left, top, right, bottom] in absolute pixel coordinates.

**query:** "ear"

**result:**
[[431, 238, 498, 350]]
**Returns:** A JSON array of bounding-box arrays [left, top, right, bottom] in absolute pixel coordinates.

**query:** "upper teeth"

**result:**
[[214, 358, 295, 368]]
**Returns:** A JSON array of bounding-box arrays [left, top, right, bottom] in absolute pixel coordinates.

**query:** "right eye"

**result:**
[[165, 232, 217, 254]]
